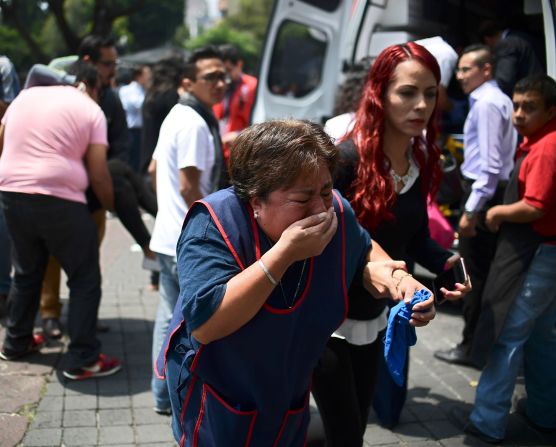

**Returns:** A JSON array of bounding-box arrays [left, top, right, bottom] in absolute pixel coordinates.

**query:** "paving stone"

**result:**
[[393, 422, 433, 443], [0, 414, 28, 447], [99, 425, 135, 445], [63, 409, 97, 427], [131, 391, 153, 408], [29, 411, 62, 429], [99, 394, 131, 409], [64, 394, 97, 410], [62, 427, 98, 446], [135, 423, 175, 444], [363, 424, 400, 445], [98, 408, 132, 426], [133, 408, 172, 425], [36, 396, 64, 413], [22, 428, 62, 446], [0, 375, 44, 413]]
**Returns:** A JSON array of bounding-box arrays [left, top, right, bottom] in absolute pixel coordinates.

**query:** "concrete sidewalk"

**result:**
[[1, 217, 555, 446]]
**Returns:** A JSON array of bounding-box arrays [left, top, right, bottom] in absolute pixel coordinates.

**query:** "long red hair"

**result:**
[[347, 42, 443, 231]]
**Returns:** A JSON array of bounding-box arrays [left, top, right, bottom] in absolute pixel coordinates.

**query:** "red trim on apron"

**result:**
[[154, 319, 184, 379], [199, 200, 246, 271]]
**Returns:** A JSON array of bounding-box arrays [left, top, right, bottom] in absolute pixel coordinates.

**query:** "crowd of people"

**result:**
[[0, 14, 554, 446]]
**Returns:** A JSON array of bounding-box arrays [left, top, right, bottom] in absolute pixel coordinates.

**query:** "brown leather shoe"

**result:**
[[434, 345, 476, 367]]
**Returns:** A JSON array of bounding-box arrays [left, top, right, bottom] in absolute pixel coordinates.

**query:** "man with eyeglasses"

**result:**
[[148, 46, 227, 415], [434, 44, 517, 367]]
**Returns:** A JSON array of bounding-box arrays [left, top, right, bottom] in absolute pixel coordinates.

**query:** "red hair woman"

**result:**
[[313, 42, 471, 446]]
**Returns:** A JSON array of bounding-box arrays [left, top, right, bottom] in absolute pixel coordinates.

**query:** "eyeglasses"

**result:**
[[199, 71, 229, 84], [98, 59, 119, 68]]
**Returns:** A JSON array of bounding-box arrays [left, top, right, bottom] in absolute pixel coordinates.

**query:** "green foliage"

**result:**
[[127, 0, 184, 51], [185, 23, 259, 73], [183, 0, 274, 74], [0, 26, 33, 69]]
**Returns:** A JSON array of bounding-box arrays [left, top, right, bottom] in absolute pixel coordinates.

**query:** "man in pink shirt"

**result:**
[[0, 62, 121, 380]]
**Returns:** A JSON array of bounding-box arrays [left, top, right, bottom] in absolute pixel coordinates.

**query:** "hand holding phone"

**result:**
[[432, 257, 470, 304]]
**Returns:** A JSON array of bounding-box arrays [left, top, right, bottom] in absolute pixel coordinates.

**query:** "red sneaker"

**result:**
[[63, 353, 122, 380], [0, 333, 45, 361]]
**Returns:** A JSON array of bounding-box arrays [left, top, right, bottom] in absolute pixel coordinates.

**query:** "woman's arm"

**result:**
[[192, 207, 337, 344]]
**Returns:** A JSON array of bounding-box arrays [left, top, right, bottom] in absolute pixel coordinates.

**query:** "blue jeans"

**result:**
[[0, 195, 12, 295], [151, 253, 179, 410], [470, 243, 556, 439]]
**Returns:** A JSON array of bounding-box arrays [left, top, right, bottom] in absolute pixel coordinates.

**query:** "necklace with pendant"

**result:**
[[264, 234, 307, 309]]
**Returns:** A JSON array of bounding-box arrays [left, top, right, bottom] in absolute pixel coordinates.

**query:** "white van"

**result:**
[[252, 0, 555, 124]]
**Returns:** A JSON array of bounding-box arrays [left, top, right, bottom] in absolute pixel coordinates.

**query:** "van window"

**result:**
[[267, 20, 327, 98], [299, 0, 340, 12]]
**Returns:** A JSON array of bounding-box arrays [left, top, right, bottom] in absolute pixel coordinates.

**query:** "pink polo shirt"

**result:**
[[0, 86, 107, 204]]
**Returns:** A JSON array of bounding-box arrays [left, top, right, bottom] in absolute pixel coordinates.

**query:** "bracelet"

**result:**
[[258, 259, 278, 286], [395, 273, 413, 289]]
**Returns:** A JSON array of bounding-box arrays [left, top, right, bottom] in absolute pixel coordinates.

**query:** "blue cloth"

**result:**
[[470, 244, 556, 439], [384, 289, 431, 386]]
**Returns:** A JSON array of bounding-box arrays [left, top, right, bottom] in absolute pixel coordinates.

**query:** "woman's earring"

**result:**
[[254, 210, 259, 219]]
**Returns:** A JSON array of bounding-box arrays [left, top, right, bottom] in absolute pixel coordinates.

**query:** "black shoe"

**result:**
[[448, 406, 503, 444], [42, 318, 63, 339], [0, 334, 45, 361], [514, 398, 556, 434], [434, 345, 475, 366]]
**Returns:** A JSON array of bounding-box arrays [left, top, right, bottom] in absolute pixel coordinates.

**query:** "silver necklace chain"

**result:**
[[264, 234, 307, 308]]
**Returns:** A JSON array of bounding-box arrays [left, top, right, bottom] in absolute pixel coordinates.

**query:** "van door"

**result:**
[[541, 0, 556, 76], [251, 0, 355, 124]]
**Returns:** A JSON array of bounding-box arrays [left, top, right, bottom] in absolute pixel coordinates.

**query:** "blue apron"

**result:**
[[156, 188, 348, 446]]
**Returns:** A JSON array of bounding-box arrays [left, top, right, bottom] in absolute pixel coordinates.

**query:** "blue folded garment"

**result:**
[[384, 289, 432, 386]]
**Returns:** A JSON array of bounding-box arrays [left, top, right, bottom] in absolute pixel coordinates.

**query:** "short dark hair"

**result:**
[[219, 44, 241, 65], [334, 57, 372, 116], [478, 19, 504, 40], [230, 120, 338, 201], [460, 44, 492, 68], [70, 60, 99, 88], [78, 35, 117, 63], [514, 74, 556, 109], [183, 46, 223, 81]]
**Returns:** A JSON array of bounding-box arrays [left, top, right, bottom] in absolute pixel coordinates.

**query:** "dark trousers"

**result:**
[[1, 192, 101, 369], [108, 159, 157, 249], [458, 179, 505, 352], [312, 336, 382, 447]]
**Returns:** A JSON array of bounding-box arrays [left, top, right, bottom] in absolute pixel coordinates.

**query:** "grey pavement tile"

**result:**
[[99, 425, 135, 445], [392, 422, 433, 443], [137, 443, 177, 447], [128, 367, 152, 380], [64, 379, 97, 395], [131, 391, 154, 408], [408, 404, 449, 422], [133, 408, 172, 425], [422, 420, 461, 441], [128, 378, 150, 394], [363, 424, 400, 445], [36, 396, 64, 413], [99, 395, 131, 409], [62, 427, 98, 446], [43, 379, 65, 397], [63, 409, 97, 427], [64, 394, 97, 410], [126, 353, 150, 367], [97, 378, 129, 395], [98, 408, 133, 426], [135, 423, 175, 444], [22, 428, 62, 446], [29, 411, 62, 429]]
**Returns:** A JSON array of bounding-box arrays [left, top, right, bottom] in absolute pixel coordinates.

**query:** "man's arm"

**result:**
[[85, 143, 114, 210], [148, 159, 157, 193], [486, 199, 545, 232], [179, 166, 203, 207]]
